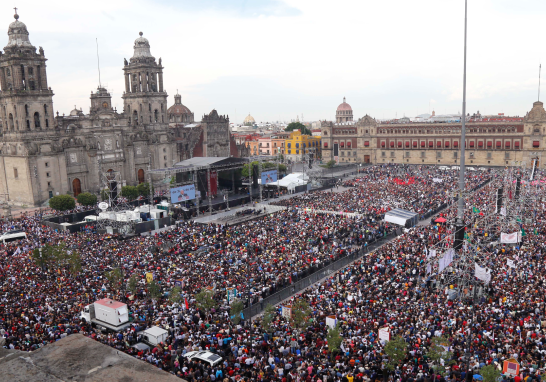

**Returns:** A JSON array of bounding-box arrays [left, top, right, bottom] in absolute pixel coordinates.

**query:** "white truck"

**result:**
[[141, 326, 169, 346], [80, 298, 131, 332]]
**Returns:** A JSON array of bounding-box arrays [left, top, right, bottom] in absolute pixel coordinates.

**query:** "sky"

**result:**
[[2, 0, 546, 123]]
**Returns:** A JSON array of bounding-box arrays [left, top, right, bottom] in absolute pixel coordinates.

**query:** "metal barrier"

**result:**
[[242, 232, 396, 318]]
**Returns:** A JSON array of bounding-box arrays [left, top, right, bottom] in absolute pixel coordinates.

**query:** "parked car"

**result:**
[[183, 351, 223, 367]]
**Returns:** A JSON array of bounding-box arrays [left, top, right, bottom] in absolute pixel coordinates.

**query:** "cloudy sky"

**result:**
[[3, 0, 545, 123]]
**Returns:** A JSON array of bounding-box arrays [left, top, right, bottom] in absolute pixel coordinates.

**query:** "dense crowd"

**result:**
[[272, 165, 491, 219], [2, 165, 545, 382]]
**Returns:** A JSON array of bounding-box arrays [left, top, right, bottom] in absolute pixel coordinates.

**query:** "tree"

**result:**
[[242, 162, 259, 178], [230, 300, 245, 324], [291, 299, 312, 331], [49, 194, 76, 211], [170, 176, 176, 186], [169, 286, 183, 305], [121, 185, 138, 200], [137, 182, 152, 197], [148, 280, 162, 301], [195, 288, 217, 313], [278, 164, 287, 173], [326, 324, 343, 355], [480, 365, 501, 382], [106, 268, 124, 292], [127, 274, 139, 295], [67, 252, 82, 276], [285, 122, 312, 136], [384, 336, 408, 371], [32, 243, 62, 270], [325, 160, 336, 169], [76, 192, 97, 207], [261, 304, 276, 334], [426, 336, 455, 378]]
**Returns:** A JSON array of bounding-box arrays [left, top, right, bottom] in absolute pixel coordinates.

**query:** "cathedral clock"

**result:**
[[102, 102, 108, 109]]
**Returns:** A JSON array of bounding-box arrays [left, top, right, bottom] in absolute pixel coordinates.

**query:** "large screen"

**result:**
[[170, 184, 196, 203], [261, 170, 277, 185]]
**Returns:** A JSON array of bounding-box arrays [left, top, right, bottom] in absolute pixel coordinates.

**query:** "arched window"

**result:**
[[25, 104, 29, 117], [133, 110, 138, 125], [154, 109, 158, 122], [26, 120, 30, 130], [34, 112, 40, 128], [44, 104, 48, 116], [161, 104, 164, 112], [45, 119, 49, 128]]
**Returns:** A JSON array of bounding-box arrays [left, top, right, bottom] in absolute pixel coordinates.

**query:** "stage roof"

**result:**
[[149, 156, 249, 174]]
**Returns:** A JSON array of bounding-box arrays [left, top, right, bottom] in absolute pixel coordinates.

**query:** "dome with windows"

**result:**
[[336, 97, 352, 111], [5, 12, 34, 49], [336, 97, 353, 123], [167, 93, 194, 125], [132, 31, 153, 58]]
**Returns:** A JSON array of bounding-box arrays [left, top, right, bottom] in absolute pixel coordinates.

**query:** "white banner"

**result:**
[[326, 316, 338, 329], [378, 327, 390, 342], [475, 263, 491, 284], [427, 249, 437, 260], [438, 249, 454, 273], [501, 232, 521, 243], [432, 178, 443, 183], [500, 207, 507, 216], [507, 259, 516, 268]]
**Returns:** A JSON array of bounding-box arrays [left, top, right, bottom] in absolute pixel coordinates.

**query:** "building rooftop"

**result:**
[[0, 334, 182, 382]]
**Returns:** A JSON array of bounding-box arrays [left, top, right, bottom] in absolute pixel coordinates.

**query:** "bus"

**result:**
[[0, 229, 27, 243]]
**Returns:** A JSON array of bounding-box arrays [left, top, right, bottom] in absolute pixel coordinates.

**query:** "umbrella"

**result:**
[[473, 375, 483, 381], [435, 217, 447, 223]]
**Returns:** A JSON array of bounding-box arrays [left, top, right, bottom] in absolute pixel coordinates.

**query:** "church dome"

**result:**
[[243, 113, 255, 125], [336, 97, 352, 112], [132, 32, 153, 58], [5, 12, 34, 49], [168, 94, 192, 115]]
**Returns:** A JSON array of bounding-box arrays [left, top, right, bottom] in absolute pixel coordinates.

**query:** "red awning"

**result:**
[[533, 141, 540, 148], [496, 141, 502, 147], [435, 217, 447, 223], [421, 142, 426, 147], [364, 141, 369, 147]]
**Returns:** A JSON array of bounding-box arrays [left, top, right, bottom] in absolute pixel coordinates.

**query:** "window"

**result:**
[[496, 141, 501, 148], [397, 142, 402, 148], [429, 142, 433, 148], [45, 162, 49, 167], [505, 152, 510, 159], [421, 142, 425, 148], [381, 142, 385, 148], [454, 141, 459, 147], [13, 168, 18, 178], [478, 141, 483, 148], [487, 141, 492, 148], [341, 151, 344, 156], [505, 141, 510, 148], [453, 151, 458, 158], [405, 151, 410, 158], [364, 141, 369, 147], [469, 152, 474, 158], [515, 141, 520, 149], [413, 142, 417, 147], [469, 141, 475, 148], [421, 151, 426, 158], [390, 151, 395, 157], [487, 152, 492, 159], [437, 151, 442, 158], [46, 172, 51, 178], [47, 182, 51, 187], [324, 142, 328, 148], [405, 142, 410, 148], [163, 156, 167, 160], [390, 142, 394, 148], [533, 141, 540, 148], [437, 141, 441, 148]]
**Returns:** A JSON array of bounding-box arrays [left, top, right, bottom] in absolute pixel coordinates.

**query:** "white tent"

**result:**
[[385, 208, 418, 227], [266, 172, 309, 191]]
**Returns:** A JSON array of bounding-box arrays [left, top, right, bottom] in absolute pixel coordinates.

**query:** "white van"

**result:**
[[0, 229, 27, 243]]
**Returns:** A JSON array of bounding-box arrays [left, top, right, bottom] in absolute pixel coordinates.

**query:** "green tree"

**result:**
[[291, 299, 312, 331], [285, 122, 312, 135], [137, 182, 152, 197], [384, 335, 408, 371], [230, 300, 245, 324], [242, 162, 258, 178], [32, 243, 62, 270], [148, 280, 162, 300], [67, 252, 82, 276], [195, 288, 217, 314], [326, 324, 343, 354], [49, 194, 76, 211], [106, 268, 124, 292], [127, 274, 139, 295], [426, 336, 455, 377], [278, 164, 287, 173], [261, 304, 276, 334], [170, 176, 176, 186], [76, 192, 98, 206], [169, 286, 183, 305], [121, 185, 138, 200], [325, 159, 336, 169], [480, 365, 501, 382]]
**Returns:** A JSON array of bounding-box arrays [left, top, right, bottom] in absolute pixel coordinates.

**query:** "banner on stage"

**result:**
[[501, 232, 521, 243], [261, 170, 277, 185]]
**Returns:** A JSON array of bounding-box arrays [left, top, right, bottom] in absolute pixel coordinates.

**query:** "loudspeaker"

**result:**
[[515, 176, 521, 199], [454, 225, 465, 251], [109, 180, 118, 200], [252, 164, 259, 188], [495, 187, 503, 214]]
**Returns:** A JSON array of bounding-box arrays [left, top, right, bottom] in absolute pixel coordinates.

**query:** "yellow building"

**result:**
[[284, 130, 321, 161]]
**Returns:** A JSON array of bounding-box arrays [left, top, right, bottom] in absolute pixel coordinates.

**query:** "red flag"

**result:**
[[185, 298, 189, 310]]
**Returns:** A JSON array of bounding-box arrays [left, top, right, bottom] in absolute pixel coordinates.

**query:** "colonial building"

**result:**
[[321, 99, 546, 167], [284, 130, 321, 162], [0, 12, 176, 205]]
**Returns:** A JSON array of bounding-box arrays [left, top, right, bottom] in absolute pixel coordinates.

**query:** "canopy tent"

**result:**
[[435, 217, 447, 223], [266, 172, 309, 192], [385, 208, 418, 228]]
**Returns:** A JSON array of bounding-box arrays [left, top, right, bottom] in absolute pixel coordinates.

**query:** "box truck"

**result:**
[[141, 326, 169, 346], [80, 298, 131, 332]]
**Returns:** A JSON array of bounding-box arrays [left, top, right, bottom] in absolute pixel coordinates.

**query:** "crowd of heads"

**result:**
[[1, 164, 545, 382]]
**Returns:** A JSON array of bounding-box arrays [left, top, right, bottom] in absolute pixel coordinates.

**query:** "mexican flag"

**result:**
[[472, 207, 480, 213]]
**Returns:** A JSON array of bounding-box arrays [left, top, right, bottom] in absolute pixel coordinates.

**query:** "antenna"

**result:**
[[539, 64, 542, 102], [96, 38, 102, 88]]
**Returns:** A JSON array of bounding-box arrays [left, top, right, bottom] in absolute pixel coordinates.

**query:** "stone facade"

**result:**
[[0, 14, 176, 206], [322, 101, 546, 168]]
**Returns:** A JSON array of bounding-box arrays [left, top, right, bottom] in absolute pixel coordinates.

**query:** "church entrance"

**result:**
[[138, 169, 145, 184], [364, 155, 370, 163], [72, 178, 82, 197]]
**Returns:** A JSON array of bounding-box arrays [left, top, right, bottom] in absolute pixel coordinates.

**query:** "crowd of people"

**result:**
[[2, 164, 545, 382], [272, 165, 491, 220]]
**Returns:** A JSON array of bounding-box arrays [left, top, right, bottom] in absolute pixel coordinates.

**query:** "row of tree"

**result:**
[[241, 161, 288, 178], [31, 242, 82, 275]]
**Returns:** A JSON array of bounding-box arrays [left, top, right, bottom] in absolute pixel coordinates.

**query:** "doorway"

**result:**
[[72, 178, 82, 197], [364, 155, 370, 163], [138, 169, 145, 184]]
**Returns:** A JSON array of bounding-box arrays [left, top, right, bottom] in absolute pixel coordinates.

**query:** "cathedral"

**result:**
[[0, 12, 176, 206]]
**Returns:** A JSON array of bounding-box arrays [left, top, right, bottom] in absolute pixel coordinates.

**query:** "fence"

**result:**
[[242, 232, 397, 319]]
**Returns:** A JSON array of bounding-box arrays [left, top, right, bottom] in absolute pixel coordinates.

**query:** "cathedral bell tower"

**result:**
[[122, 32, 168, 129], [0, 10, 55, 133]]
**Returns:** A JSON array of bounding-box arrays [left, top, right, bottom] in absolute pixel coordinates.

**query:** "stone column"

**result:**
[[39, 65, 47, 89], [124, 73, 130, 93], [158, 72, 164, 92]]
